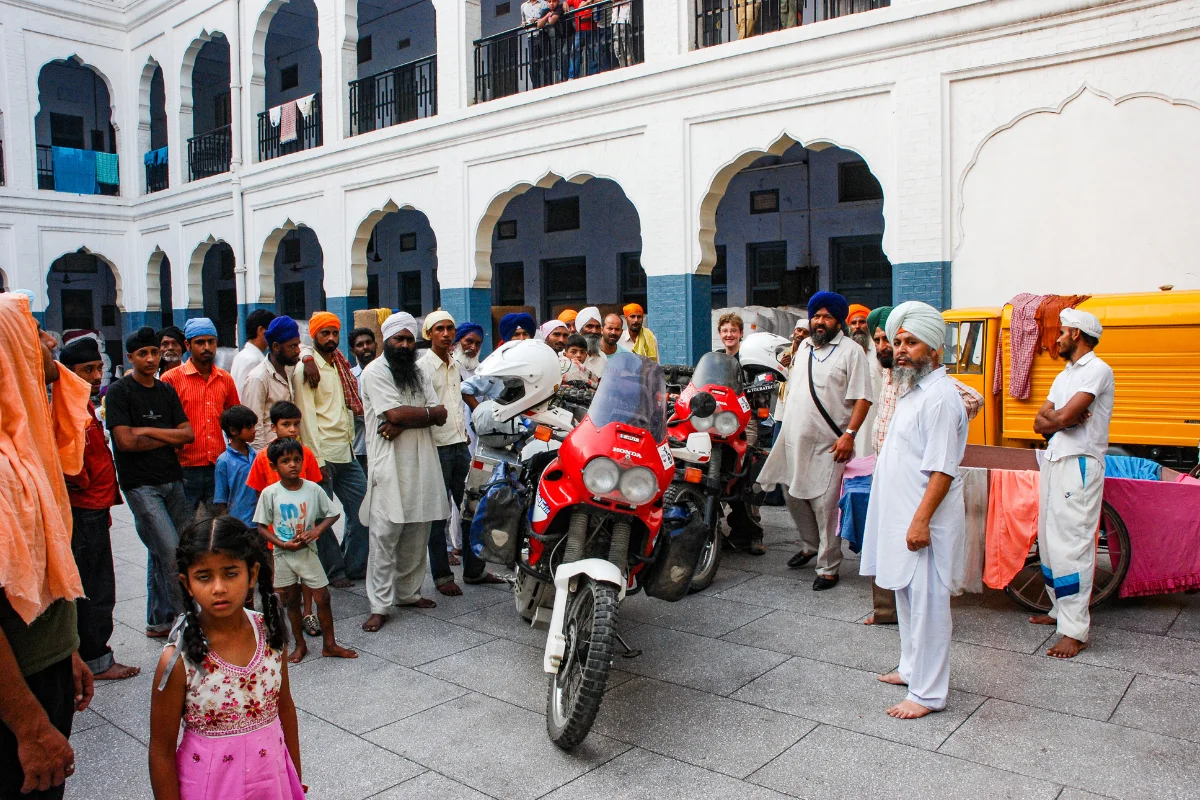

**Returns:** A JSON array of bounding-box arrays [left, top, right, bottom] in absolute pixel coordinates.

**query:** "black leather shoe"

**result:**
[[788, 550, 817, 569], [812, 574, 840, 591]]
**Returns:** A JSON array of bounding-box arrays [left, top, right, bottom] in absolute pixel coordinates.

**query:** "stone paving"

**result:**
[[67, 504, 1200, 800]]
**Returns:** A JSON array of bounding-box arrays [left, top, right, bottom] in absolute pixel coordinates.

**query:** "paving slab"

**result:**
[[324, 585, 375, 621], [593, 677, 815, 778], [1068, 625, 1200, 685], [714, 573, 877, 622], [296, 709, 425, 800], [368, 770, 494, 799], [948, 594, 1061, 654], [542, 746, 792, 800], [1165, 596, 1200, 642], [749, 723, 1060, 800], [1089, 596, 1183, 636], [409, 579, 514, 621], [618, 625, 790, 696], [939, 699, 1200, 800], [1109, 674, 1200, 743], [694, 565, 758, 596], [64, 722, 152, 800], [336, 611, 494, 667], [733, 656, 986, 750], [619, 591, 771, 638], [365, 692, 628, 800], [451, 598, 556, 648], [722, 608, 901, 672], [113, 560, 148, 602]]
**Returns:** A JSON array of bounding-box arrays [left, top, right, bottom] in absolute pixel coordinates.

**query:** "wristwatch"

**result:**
[[845, 429, 858, 439]]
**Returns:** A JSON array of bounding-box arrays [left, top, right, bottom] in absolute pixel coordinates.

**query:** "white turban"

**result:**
[[1059, 308, 1102, 340], [576, 306, 602, 332], [794, 317, 810, 332], [422, 309, 455, 339], [538, 320, 567, 340], [885, 301, 946, 351], [381, 311, 419, 341]]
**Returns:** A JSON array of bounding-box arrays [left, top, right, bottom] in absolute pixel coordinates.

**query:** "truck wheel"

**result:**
[[545, 579, 618, 750]]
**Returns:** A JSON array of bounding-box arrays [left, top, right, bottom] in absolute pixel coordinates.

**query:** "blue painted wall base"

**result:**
[[173, 308, 203, 328], [441, 287, 494, 355], [648, 273, 712, 365], [237, 303, 276, 347], [325, 296, 369, 358], [892, 262, 952, 309]]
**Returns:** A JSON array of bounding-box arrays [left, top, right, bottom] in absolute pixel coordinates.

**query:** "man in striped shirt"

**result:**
[[162, 317, 240, 513]]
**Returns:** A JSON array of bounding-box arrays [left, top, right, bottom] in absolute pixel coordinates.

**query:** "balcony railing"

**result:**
[[474, 0, 643, 103], [696, 0, 888, 48], [36, 144, 120, 195], [188, 125, 232, 180], [0, 140, 5, 186], [258, 93, 322, 162], [145, 147, 169, 194], [350, 55, 438, 136]]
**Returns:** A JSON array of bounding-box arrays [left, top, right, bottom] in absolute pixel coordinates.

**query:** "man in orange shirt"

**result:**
[[162, 318, 240, 514]]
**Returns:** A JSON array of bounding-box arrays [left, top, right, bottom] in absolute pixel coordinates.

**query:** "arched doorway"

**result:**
[[140, 60, 169, 193], [35, 58, 119, 195], [348, 0, 437, 135], [147, 248, 175, 329], [353, 205, 438, 316], [273, 227, 325, 321], [256, 0, 322, 161], [185, 33, 233, 180], [200, 242, 239, 346], [45, 249, 123, 377]]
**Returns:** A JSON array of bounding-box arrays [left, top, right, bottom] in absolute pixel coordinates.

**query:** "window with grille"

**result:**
[[494, 262, 525, 306], [838, 160, 883, 203], [620, 253, 646, 307], [711, 246, 728, 310], [400, 272, 422, 316], [281, 282, 307, 318], [748, 242, 786, 307]]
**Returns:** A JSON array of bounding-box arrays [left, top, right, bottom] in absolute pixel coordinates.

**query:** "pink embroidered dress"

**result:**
[[173, 610, 304, 800]]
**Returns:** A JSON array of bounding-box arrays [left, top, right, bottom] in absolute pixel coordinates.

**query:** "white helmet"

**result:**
[[475, 339, 562, 422], [739, 331, 791, 380]]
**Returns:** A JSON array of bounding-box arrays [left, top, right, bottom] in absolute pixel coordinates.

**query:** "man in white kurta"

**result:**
[[1031, 308, 1114, 659], [358, 313, 450, 632], [759, 292, 873, 590], [860, 301, 968, 719]]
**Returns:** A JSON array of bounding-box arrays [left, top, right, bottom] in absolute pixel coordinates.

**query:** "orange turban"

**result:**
[[623, 303, 645, 317], [847, 304, 870, 322], [558, 309, 578, 323], [309, 311, 341, 338]]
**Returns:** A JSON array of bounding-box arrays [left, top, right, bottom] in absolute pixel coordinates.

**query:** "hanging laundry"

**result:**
[[1105, 477, 1200, 597], [983, 468, 1040, 590], [51, 147, 97, 194], [295, 93, 316, 118], [993, 293, 1046, 399], [1036, 295, 1090, 358], [269, 104, 284, 127], [1103, 455, 1162, 482], [279, 101, 299, 143], [95, 152, 119, 186], [954, 467, 989, 595]]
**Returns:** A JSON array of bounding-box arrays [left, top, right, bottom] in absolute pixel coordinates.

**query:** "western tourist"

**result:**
[[539, 319, 570, 353], [498, 311, 537, 343], [105, 326, 195, 636], [619, 303, 658, 362], [242, 315, 301, 451], [717, 312, 743, 357], [156, 326, 185, 375], [860, 302, 968, 719], [230, 309, 276, 396], [1030, 308, 1113, 659], [349, 326, 377, 473], [358, 313, 451, 632], [162, 317, 241, 513], [760, 292, 873, 591]]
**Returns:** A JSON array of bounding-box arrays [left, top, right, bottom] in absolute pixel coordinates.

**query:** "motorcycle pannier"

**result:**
[[469, 461, 523, 567], [642, 504, 709, 602]]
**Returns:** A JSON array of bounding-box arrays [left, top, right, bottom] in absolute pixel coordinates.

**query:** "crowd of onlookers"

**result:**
[[519, 0, 637, 87]]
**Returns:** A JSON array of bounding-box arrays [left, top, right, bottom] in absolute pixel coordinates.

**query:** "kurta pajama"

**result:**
[[860, 367, 968, 710]]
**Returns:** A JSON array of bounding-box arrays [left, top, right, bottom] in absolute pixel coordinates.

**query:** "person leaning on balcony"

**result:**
[[522, 0, 555, 88], [611, 0, 634, 68], [780, 0, 798, 29], [735, 0, 759, 41]]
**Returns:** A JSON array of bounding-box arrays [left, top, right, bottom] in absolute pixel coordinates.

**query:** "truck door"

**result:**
[[943, 319, 990, 445]]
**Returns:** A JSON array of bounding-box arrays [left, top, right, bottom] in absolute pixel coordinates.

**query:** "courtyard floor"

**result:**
[[66, 504, 1200, 800]]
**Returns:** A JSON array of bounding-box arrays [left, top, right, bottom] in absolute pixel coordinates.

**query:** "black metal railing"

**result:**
[[145, 161, 168, 193], [474, 0, 643, 103], [0, 140, 5, 186], [257, 93, 322, 162], [350, 55, 437, 136], [36, 144, 120, 195], [696, 0, 887, 48], [188, 125, 232, 180]]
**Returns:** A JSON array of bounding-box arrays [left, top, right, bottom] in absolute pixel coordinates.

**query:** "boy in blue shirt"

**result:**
[[212, 405, 259, 525]]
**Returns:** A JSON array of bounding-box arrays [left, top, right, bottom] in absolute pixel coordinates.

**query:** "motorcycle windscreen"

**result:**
[[691, 351, 743, 391], [586, 352, 668, 441]]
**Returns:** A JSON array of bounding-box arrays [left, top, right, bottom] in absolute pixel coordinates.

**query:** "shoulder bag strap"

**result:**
[[807, 347, 844, 439]]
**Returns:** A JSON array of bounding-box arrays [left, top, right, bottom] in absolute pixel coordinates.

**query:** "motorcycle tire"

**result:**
[[665, 484, 722, 593], [545, 579, 618, 750]]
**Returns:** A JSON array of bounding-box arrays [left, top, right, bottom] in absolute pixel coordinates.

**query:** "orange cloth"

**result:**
[[309, 311, 341, 338], [622, 303, 644, 317], [1036, 295, 1089, 359], [983, 469, 1041, 590], [558, 309, 578, 324], [0, 295, 87, 623], [848, 304, 871, 323]]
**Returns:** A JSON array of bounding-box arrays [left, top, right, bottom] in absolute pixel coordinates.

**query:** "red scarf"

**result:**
[[330, 348, 364, 416]]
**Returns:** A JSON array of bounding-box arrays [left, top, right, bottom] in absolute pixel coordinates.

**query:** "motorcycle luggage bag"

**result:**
[[469, 461, 523, 567], [642, 506, 709, 602]]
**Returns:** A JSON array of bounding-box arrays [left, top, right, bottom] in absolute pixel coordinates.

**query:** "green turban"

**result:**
[[866, 306, 893, 335]]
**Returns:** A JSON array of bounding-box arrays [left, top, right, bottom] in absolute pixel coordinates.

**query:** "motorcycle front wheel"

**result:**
[[546, 578, 618, 749]]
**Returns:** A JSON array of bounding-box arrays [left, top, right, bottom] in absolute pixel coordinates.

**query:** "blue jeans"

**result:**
[[316, 460, 371, 581], [125, 481, 192, 631], [429, 443, 486, 584], [181, 465, 216, 511]]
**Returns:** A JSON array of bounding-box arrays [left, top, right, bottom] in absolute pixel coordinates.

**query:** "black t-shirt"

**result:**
[[105, 375, 188, 490]]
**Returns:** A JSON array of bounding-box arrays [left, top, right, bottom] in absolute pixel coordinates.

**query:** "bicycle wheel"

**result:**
[[1003, 500, 1131, 612]]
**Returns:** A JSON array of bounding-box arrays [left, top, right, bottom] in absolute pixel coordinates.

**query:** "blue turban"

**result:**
[[454, 321, 484, 344], [498, 312, 536, 342], [265, 315, 300, 346], [184, 317, 218, 340], [807, 291, 850, 325]]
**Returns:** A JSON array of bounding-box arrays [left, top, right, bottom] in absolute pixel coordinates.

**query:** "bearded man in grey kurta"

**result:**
[[358, 312, 450, 632]]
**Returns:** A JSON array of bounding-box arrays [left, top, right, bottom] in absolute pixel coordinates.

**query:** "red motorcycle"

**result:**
[[527, 353, 712, 748]]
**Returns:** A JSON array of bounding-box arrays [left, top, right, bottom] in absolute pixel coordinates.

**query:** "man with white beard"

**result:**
[[574, 306, 608, 378], [860, 301, 969, 719]]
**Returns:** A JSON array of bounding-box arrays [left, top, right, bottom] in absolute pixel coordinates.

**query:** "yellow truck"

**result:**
[[942, 290, 1200, 471]]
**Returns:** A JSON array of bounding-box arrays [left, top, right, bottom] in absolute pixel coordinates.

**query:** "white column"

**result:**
[[434, 0, 480, 114]]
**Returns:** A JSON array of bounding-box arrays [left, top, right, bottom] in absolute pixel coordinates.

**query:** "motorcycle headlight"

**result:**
[[582, 457, 621, 495], [692, 414, 715, 431], [714, 411, 741, 437], [619, 467, 659, 505]]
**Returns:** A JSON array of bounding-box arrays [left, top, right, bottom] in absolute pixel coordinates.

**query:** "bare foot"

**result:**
[[1046, 636, 1088, 659], [864, 613, 896, 626], [1029, 614, 1056, 625], [437, 582, 463, 597], [361, 614, 387, 632], [323, 643, 358, 659], [400, 598, 437, 609], [448, 553, 461, 566], [877, 671, 908, 686], [94, 663, 141, 681], [330, 578, 354, 589], [887, 699, 937, 719], [145, 628, 169, 639], [288, 642, 308, 664]]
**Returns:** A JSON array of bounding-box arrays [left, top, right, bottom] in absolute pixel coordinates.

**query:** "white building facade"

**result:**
[[1, 0, 1198, 364]]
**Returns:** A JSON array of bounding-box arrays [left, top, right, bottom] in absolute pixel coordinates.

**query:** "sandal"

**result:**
[[302, 614, 322, 637]]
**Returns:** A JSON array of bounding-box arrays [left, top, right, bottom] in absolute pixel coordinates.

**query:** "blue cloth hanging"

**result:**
[[143, 147, 168, 167], [1104, 455, 1161, 481], [95, 152, 120, 185], [51, 147, 97, 194], [838, 474, 872, 554]]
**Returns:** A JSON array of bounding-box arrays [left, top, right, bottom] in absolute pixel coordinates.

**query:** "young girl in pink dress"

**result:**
[[149, 516, 306, 800]]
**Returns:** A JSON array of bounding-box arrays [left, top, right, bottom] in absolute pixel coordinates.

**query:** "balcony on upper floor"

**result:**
[[474, 0, 643, 103], [144, 148, 168, 193], [349, 55, 438, 136], [258, 93, 323, 162], [37, 145, 120, 196], [695, 0, 888, 48], [188, 125, 232, 180]]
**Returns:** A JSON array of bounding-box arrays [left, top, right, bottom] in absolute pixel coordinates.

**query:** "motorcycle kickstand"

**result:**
[[614, 632, 642, 659]]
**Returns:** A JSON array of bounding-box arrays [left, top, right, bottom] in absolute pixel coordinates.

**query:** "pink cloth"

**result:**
[[1177, 474, 1200, 485], [841, 455, 875, 482], [983, 469, 1040, 590], [176, 719, 304, 800], [1104, 477, 1200, 598], [993, 293, 1045, 399], [279, 102, 299, 144]]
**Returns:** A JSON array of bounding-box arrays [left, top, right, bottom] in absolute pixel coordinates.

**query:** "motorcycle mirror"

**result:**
[[691, 391, 718, 418]]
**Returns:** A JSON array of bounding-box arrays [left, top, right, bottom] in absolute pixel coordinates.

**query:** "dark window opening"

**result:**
[[496, 1, 511, 14], [497, 220, 517, 240], [620, 253, 646, 307], [367, 273, 380, 309], [495, 262, 525, 307], [219, 247, 235, 280], [750, 189, 779, 214], [214, 92, 232, 129], [399, 233, 417, 252], [281, 281, 307, 318], [545, 197, 580, 233], [280, 64, 299, 92], [400, 272, 422, 316], [101, 304, 117, 328], [281, 238, 301, 264], [50, 113, 85, 149], [357, 35, 373, 64], [748, 241, 786, 307], [61, 290, 93, 330], [831, 235, 892, 309], [541, 257, 587, 321], [711, 245, 728, 310], [838, 160, 883, 203], [397, 38, 411, 50]]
